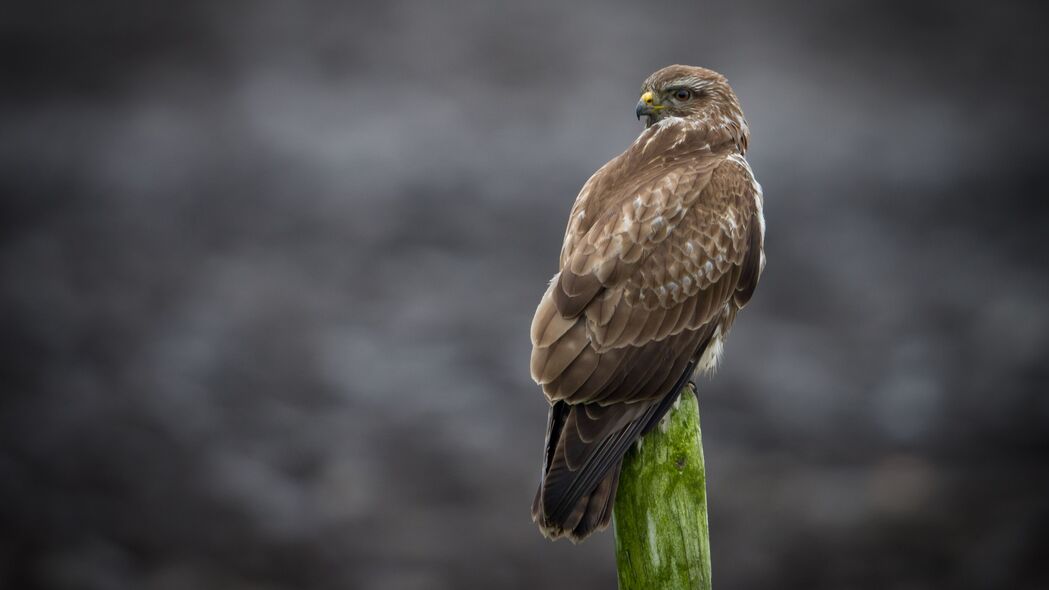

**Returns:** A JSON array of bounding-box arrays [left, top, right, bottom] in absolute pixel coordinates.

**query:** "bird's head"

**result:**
[[635, 65, 744, 130]]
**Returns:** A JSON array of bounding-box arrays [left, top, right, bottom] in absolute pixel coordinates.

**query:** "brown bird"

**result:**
[[530, 65, 766, 542]]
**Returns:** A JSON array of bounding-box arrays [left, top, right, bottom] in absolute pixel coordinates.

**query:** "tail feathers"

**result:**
[[533, 464, 621, 542], [531, 360, 698, 542]]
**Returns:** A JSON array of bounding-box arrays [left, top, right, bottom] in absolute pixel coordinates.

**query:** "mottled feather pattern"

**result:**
[[530, 65, 765, 542]]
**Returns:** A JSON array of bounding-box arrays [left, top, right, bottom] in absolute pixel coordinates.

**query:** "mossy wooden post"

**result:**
[[613, 383, 711, 590]]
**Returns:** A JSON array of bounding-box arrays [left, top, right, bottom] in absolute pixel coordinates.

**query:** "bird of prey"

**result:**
[[530, 65, 765, 542]]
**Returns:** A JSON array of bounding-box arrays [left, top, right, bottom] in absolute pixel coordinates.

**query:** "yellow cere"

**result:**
[[639, 91, 664, 109]]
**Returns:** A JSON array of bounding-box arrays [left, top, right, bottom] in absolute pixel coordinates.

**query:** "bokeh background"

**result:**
[[3, 1, 1048, 588]]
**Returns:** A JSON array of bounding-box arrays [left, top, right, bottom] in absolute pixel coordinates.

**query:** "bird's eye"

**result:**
[[673, 88, 692, 101]]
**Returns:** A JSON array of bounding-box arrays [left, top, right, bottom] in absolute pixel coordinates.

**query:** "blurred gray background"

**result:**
[[2, 1, 1048, 589]]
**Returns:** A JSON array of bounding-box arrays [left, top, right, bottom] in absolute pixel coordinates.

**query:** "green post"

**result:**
[[613, 383, 712, 590]]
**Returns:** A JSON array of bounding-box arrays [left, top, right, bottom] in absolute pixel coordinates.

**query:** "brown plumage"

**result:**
[[530, 65, 766, 542]]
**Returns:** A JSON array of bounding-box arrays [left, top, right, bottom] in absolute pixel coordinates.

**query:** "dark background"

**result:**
[[3, 1, 1048, 588]]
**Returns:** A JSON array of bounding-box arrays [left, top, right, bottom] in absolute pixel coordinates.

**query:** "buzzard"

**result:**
[[530, 65, 765, 541]]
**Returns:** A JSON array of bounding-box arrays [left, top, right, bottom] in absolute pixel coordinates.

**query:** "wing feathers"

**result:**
[[734, 213, 764, 308], [554, 271, 603, 317], [533, 155, 763, 398], [531, 285, 575, 347], [547, 346, 600, 401], [531, 320, 588, 385]]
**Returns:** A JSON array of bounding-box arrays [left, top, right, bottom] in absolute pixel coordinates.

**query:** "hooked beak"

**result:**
[[635, 90, 663, 127]]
